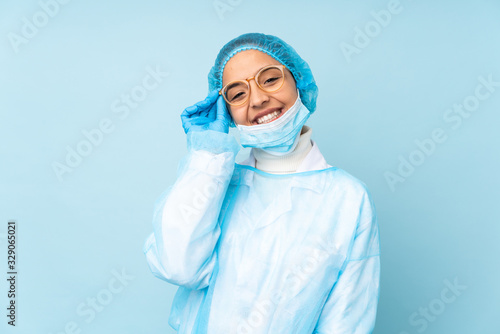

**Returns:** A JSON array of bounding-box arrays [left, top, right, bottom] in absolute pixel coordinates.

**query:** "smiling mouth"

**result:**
[[255, 109, 283, 125]]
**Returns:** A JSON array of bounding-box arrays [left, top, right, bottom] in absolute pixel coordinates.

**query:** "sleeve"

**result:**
[[142, 129, 241, 290], [313, 188, 381, 334]]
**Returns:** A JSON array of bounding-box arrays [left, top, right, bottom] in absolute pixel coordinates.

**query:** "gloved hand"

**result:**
[[181, 89, 231, 134]]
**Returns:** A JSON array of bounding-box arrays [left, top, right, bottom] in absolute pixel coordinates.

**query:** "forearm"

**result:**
[[144, 130, 240, 289]]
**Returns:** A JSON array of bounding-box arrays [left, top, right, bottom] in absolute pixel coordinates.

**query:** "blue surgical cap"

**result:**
[[208, 33, 318, 113]]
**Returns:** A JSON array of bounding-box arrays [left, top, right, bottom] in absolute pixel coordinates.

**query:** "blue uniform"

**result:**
[[143, 130, 380, 333]]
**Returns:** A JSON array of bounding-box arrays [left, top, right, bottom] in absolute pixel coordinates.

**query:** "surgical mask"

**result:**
[[236, 92, 311, 156]]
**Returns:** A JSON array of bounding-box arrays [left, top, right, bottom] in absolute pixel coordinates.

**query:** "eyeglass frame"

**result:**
[[219, 64, 287, 106]]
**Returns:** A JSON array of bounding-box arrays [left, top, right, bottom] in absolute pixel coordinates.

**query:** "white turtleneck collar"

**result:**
[[252, 125, 313, 174]]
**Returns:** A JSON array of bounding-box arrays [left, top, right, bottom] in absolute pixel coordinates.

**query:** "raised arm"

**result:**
[[143, 91, 238, 290]]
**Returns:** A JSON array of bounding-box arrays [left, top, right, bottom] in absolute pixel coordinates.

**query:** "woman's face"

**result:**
[[222, 50, 298, 126]]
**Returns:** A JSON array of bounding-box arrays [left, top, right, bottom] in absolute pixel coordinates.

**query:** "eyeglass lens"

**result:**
[[224, 66, 284, 105]]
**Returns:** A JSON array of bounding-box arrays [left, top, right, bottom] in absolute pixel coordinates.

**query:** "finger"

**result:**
[[207, 88, 220, 101], [181, 104, 199, 118], [199, 89, 220, 109], [216, 94, 231, 122], [199, 101, 215, 119], [190, 116, 211, 125], [181, 118, 192, 133], [182, 90, 220, 116], [193, 89, 219, 111]]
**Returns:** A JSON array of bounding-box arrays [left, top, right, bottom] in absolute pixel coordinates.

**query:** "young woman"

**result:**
[[143, 33, 381, 334]]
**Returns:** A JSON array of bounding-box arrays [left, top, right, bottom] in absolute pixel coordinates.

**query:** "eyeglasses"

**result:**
[[219, 65, 286, 106]]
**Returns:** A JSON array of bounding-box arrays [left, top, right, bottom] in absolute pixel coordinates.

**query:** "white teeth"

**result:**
[[257, 110, 281, 124]]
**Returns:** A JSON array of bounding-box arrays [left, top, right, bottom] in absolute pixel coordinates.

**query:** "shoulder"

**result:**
[[311, 141, 370, 198], [325, 168, 372, 207]]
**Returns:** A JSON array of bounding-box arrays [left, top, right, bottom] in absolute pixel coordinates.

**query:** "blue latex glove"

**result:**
[[181, 89, 231, 134]]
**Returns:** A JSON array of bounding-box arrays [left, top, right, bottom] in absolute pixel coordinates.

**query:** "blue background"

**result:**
[[1, 0, 499, 333]]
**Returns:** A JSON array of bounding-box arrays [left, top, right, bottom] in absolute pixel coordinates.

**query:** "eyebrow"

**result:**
[[226, 81, 244, 91], [224, 63, 282, 85]]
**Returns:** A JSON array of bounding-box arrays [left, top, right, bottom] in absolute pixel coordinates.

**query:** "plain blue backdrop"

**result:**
[[1, 0, 499, 333]]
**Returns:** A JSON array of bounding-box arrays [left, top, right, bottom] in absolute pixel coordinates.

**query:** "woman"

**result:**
[[143, 33, 380, 334]]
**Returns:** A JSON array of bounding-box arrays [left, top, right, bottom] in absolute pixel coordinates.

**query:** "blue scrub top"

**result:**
[[144, 130, 380, 334]]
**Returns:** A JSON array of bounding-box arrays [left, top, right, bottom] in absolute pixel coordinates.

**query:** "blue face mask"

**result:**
[[236, 92, 311, 156]]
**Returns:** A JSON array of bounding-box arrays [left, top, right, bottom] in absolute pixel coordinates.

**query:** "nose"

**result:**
[[247, 79, 269, 108]]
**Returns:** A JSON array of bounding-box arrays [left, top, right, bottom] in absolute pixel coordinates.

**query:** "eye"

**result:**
[[257, 66, 284, 88], [230, 91, 246, 101], [225, 81, 248, 103], [263, 77, 280, 85]]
